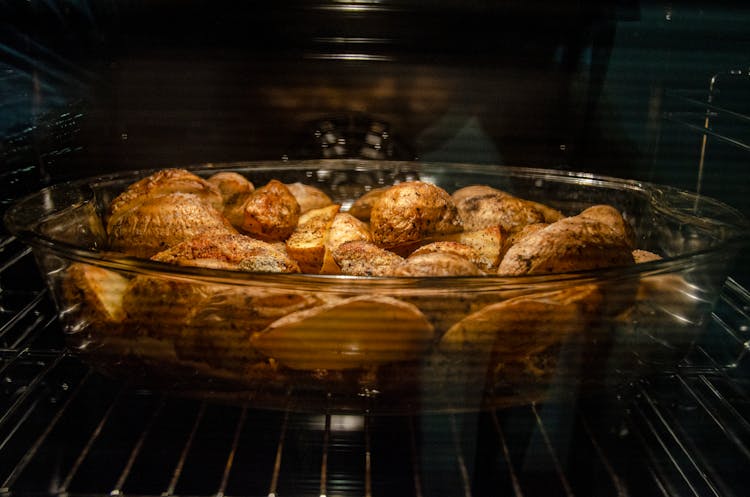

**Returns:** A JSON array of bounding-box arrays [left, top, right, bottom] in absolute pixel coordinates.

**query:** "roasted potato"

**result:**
[[320, 212, 372, 274], [225, 179, 301, 241], [497, 209, 634, 276], [108, 168, 223, 221], [433, 226, 505, 271], [285, 204, 341, 273], [107, 192, 236, 258], [331, 240, 404, 276], [286, 182, 334, 214], [452, 185, 548, 232], [348, 186, 389, 221], [578, 204, 636, 248], [207, 171, 255, 205], [393, 251, 483, 277], [440, 284, 603, 377], [370, 181, 462, 253], [62, 263, 129, 326], [152, 232, 301, 273], [251, 295, 434, 370]]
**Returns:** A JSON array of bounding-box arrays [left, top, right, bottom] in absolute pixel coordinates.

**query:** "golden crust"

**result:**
[[497, 214, 634, 276], [285, 204, 341, 273], [393, 251, 483, 277], [207, 172, 255, 205], [151, 232, 301, 273], [348, 186, 389, 221], [108, 168, 223, 221], [370, 181, 462, 253], [331, 240, 404, 276], [107, 192, 236, 259], [320, 212, 372, 274], [228, 180, 301, 241], [285, 182, 334, 214]]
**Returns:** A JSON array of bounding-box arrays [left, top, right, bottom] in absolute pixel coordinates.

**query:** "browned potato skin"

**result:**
[[499, 223, 548, 260], [578, 205, 636, 248], [207, 172, 255, 205], [497, 212, 634, 276], [229, 180, 301, 242], [332, 240, 404, 276], [393, 252, 483, 277], [454, 189, 546, 232], [370, 181, 462, 254], [152, 232, 301, 273], [432, 226, 505, 271], [285, 204, 341, 273], [440, 284, 603, 376], [348, 186, 389, 221], [632, 249, 662, 263], [108, 168, 223, 221], [320, 212, 372, 274], [285, 182, 334, 214], [107, 192, 237, 259], [62, 263, 129, 326], [251, 295, 434, 370]]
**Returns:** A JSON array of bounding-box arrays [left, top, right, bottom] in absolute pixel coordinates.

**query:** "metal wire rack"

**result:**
[[1, 226, 749, 497]]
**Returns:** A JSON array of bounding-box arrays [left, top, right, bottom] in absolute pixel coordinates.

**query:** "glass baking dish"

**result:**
[[4, 160, 748, 413]]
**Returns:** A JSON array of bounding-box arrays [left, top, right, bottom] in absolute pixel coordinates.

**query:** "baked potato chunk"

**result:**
[[348, 186, 389, 221], [251, 295, 434, 370], [497, 208, 634, 276], [285, 182, 334, 214], [578, 205, 636, 248], [393, 251, 483, 277], [433, 226, 505, 271], [370, 181, 462, 253], [225, 179, 301, 242], [452, 185, 550, 232], [331, 240, 404, 276], [108, 168, 223, 221], [152, 232, 301, 273], [107, 192, 236, 259], [63, 263, 129, 326], [320, 212, 372, 274], [207, 171, 255, 205], [440, 284, 603, 376], [285, 204, 341, 273]]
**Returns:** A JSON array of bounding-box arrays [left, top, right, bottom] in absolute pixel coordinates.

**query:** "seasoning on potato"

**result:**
[[370, 181, 463, 254]]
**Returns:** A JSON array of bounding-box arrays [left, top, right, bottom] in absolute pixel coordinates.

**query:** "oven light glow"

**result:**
[[306, 53, 393, 62]]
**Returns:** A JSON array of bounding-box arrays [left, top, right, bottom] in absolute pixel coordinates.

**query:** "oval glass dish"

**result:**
[[4, 160, 748, 413]]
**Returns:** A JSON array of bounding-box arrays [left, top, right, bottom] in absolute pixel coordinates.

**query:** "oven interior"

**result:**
[[2, 1, 750, 496]]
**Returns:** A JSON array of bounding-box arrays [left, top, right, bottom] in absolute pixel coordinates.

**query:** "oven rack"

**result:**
[[1, 234, 750, 497]]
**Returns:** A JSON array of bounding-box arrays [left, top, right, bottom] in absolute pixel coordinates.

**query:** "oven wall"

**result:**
[[2, 1, 749, 219]]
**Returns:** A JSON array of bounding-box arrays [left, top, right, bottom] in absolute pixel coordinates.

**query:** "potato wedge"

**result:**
[[226, 179, 301, 241], [320, 213, 372, 274], [578, 205, 635, 248], [393, 251, 483, 277], [433, 226, 505, 271], [251, 295, 434, 370], [152, 232, 300, 273], [498, 214, 634, 276], [107, 192, 236, 258], [63, 263, 129, 325], [331, 240, 404, 276], [108, 168, 223, 221], [440, 285, 603, 376], [285, 204, 341, 273], [207, 171, 255, 205], [370, 181, 462, 253], [285, 182, 334, 214], [348, 186, 389, 221]]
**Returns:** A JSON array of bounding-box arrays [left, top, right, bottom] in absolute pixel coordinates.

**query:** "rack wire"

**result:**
[[0, 229, 749, 497]]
